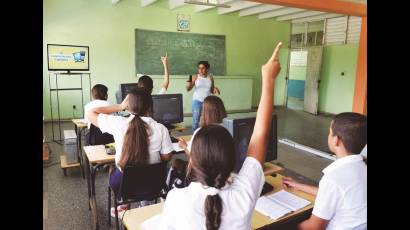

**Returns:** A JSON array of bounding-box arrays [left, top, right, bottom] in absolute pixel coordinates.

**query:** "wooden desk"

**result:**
[[83, 145, 116, 230], [122, 174, 315, 230], [169, 123, 186, 132], [175, 134, 284, 176], [72, 118, 88, 129], [72, 119, 88, 179]]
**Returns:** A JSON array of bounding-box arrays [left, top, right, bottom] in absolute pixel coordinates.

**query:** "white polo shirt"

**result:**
[[97, 114, 174, 170], [312, 154, 367, 230], [159, 156, 264, 230], [84, 100, 112, 129]]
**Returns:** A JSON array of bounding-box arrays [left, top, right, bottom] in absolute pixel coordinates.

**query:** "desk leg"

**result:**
[[90, 165, 99, 230], [84, 154, 91, 210], [78, 128, 85, 179]]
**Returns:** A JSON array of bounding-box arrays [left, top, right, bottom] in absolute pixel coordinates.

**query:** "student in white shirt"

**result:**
[[159, 42, 283, 230], [115, 54, 170, 103], [84, 84, 111, 129], [178, 95, 227, 157], [87, 88, 174, 216], [282, 112, 367, 230]]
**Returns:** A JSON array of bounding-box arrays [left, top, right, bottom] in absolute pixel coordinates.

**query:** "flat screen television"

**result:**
[[152, 94, 184, 127], [223, 113, 278, 172], [47, 44, 89, 71]]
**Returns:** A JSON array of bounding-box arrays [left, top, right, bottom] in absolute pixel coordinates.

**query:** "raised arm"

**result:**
[[87, 95, 129, 128], [161, 54, 169, 90], [247, 42, 282, 165]]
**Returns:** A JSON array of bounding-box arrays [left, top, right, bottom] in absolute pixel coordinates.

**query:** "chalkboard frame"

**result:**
[[134, 29, 226, 76]]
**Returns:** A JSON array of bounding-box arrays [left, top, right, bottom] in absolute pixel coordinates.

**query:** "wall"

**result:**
[[43, 0, 290, 119], [319, 44, 359, 114]]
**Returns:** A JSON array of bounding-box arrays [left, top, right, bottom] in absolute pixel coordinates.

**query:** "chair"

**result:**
[[107, 161, 168, 230], [85, 123, 115, 146]]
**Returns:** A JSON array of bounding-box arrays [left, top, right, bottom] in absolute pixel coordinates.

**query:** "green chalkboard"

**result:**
[[135, 29, 226, 75]]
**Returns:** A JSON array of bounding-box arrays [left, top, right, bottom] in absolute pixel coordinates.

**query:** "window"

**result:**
[[291, 21, 324, 48], [324, 16, 362, 45]]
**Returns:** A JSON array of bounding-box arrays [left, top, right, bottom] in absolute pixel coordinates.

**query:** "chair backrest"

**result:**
[[120, 161, 168, 201], [86, 124, 115, 146]]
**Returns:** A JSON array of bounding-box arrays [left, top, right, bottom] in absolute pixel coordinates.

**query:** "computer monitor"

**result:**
[[120, 83, 139, 101], [152, 94, 184, 126], [223, 113, 277, 172]]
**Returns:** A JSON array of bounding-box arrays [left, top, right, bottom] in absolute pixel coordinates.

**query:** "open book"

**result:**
[[255, 190, 311, 220]]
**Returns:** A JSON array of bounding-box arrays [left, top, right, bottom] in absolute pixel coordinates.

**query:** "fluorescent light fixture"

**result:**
[[184, 0, 231, 8]]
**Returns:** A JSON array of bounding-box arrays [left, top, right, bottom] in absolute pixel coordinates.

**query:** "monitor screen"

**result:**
[[223, 114, 277, 172], [120, 83, 139, 101], [152, 94, 183, 125], [47, 44, 89, 71]]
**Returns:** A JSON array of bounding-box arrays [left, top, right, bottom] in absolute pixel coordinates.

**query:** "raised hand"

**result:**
[[261, 42, 282, 81], [161, 53, 168, 66]]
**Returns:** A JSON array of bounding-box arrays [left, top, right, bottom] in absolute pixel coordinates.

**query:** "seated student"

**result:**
[[84, 84, 111, 129], [159, 42, 282, 230], [282, 112, 367, 230], [87, 88, 174, 216], [178, 95, 227, 157], [115, 54, 170, 102]]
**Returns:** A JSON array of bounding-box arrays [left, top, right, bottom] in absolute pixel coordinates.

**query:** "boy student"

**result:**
[[115, 54, 170, 103], [283, 112, 367, 230], [84, 84, 111, 129], [158, 42, 282, 230], [87, 88, 174, 216]]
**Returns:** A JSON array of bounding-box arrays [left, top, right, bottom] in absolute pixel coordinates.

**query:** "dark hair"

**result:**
[[187, 125, 235, 230], [118, 88, 153, 168], [197, 61, 210, 69], [331, 112, 367, 154], [138, 75, 154, 94], [91, 84, 108, 100], [201, 96, 227, 127]]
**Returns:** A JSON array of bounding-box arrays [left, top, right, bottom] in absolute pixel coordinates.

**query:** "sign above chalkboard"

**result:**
[[135, 29, 226, 75]]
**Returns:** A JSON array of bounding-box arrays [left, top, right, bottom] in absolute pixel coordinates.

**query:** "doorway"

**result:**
[[287, 49, 307, 111]]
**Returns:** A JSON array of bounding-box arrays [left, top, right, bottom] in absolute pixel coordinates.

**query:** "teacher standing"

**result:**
[[186, 61, 220, 132]]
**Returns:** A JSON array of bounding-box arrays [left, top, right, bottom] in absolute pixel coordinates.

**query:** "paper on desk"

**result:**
[[140, 214, 161, 230], [172, 143, 184, 152], [255, 196, 292, 220], [266, 190, 310, 212]]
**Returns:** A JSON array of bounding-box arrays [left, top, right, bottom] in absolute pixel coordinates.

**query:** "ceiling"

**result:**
[[114, 0, 366, 23]]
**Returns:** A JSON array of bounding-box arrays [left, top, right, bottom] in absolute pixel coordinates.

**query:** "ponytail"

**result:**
[[187, 125, 236, 230], [204, 194, 222, 230], [118, 115, 150, 168]]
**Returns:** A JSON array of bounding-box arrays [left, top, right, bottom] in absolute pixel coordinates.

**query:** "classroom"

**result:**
[[43, 0, 367, 229]]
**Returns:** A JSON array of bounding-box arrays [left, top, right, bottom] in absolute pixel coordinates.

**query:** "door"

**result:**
[[303, 46, 323, 115]]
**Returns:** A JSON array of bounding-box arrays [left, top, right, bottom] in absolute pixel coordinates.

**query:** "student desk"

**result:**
[[71, 119, 88, 178], [83, 145, 116, 230], [122, 173, 315, 230]]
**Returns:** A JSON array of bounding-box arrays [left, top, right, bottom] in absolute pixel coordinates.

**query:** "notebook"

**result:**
[[172, 143, 184, 152], [255, 189, 311, 220], [141, 214, 161, 230]]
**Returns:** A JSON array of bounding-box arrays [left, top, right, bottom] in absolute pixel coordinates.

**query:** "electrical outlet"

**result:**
[[73, 105, 76, 110]]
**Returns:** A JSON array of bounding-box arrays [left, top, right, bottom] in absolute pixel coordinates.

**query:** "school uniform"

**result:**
[[313, 154, 367, 230], [97, 113, 174, 193], [159, 156, 264, 230], [84, 100, 111, 129]]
